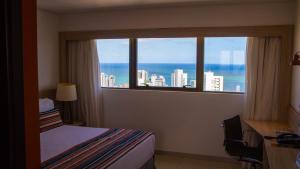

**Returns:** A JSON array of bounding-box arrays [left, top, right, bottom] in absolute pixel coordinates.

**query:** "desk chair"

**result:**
[[222, 115, 262, 169]]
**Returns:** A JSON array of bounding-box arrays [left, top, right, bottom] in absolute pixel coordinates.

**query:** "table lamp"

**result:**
[[56, 83, 77, 123]]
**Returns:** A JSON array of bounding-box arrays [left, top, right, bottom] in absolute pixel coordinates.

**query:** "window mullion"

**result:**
[[129, 38, 137, 89], [197, 37, 204, 92]]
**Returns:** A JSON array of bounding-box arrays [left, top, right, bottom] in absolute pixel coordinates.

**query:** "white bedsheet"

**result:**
[[40, 125, 155, 169]]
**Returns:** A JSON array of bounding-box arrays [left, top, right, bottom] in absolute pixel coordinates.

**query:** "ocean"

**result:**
[[100, 63, 245, 92]]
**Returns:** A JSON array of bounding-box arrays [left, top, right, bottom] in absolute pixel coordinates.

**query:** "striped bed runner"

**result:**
[[41, 128, 153, 169]]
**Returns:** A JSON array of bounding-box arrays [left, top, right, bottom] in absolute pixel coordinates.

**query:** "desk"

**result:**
[[244, 120, 291, 137], [244, 120, 299, 169]]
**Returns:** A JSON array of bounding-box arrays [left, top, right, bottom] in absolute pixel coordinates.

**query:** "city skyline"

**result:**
[[100, 68, 241, 92], [101, 69, 194, 88]]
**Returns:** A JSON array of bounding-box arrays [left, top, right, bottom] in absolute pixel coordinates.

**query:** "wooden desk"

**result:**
[[244, 120, 299, 169], [244, 120, 291, 137]]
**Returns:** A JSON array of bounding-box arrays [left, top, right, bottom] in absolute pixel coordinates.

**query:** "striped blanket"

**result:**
[[41, 128, 153, 169]]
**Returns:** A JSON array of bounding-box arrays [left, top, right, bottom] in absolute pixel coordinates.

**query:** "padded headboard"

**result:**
[[288, 106, 300, 134], [39, 89, 56, 99]]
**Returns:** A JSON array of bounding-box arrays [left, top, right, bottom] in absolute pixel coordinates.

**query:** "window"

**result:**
[[96, 36, 247, 93], [97, 39, 130, 88], [204, 37, 247, 92], [137, 38, 197, 88]]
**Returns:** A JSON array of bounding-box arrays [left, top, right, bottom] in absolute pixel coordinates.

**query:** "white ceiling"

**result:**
[[37, 0, 293, 13]]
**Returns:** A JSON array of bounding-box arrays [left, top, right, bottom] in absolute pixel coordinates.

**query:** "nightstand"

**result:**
[[65, 121, 85, 126]]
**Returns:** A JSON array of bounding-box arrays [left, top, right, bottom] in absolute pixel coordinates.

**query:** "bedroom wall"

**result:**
[[53, 1, 295, 158], [289, 0, 300, 134], [103, 89, 243, 157], [37, 10, 60, 92], [59, 2, 295, 31], [291, 0, 300, 113]]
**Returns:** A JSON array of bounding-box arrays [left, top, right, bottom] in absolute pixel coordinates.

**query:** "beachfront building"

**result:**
[[190, 80, 196, 88], [171, 69, 188, 87], [204, 72, 224, 91], [101, 72, 116, 87], [137, 70, 148, 86], [149, 74, 166, 87]]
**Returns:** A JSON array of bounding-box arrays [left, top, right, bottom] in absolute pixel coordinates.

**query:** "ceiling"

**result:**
[[37, 0, 293, 13]]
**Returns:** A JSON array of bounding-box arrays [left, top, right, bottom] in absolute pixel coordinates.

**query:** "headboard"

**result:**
[[39, 89, 56, 99], [288, 106, 300, 134]]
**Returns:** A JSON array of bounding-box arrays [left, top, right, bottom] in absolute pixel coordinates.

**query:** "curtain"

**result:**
[[243, 37, 282, 121], [242, 37, 287, 169], [65, 40, 103, 127]]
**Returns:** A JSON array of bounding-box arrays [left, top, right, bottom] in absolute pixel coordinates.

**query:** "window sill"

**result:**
[[101, 87, 244, 94]]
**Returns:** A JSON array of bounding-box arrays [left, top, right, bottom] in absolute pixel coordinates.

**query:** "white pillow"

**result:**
[[39, 98, 55, 112]]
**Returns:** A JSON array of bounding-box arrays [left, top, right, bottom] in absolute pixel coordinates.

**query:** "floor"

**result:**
[[155, 154, 242, 169]]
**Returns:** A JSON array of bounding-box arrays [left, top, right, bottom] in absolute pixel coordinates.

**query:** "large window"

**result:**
[[137, 38, 197, 88], [97, 36, 247, 93], [204, 37, 247, 92], [97, 39, 129, 88]]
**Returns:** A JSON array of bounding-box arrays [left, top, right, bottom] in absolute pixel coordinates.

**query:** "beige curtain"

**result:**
[[242, 37, 287, 169], [243, 37, 282, 121], [65, 40, 103, 127]]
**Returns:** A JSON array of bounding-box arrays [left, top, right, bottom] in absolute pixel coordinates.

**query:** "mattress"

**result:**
[[40, 125, 155, 169]]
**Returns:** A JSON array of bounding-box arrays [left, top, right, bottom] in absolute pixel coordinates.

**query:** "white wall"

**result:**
[[37, 10, 60, 91], [291, 1, 300, 113], [103, 89, 244, 157], [59, 2, 295, 31]]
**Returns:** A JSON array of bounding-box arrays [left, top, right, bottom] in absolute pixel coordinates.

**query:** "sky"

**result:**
[[97, 37, 247, 64]]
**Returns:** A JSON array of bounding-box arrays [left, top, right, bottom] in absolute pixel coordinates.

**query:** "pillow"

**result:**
[[39, 98, 55, 113], [40, 109, 63, 132]]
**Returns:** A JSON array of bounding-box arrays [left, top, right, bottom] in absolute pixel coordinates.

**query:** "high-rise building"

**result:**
[[150, 74, 157, 86], [100, 72, 116, 87], [171, 69, 188, 87], [155, 75, 166, 87], [108, 75, 116, 87], [149, 74, 166, 87], [119, 83, 129, 88], [100, 72, 108, 87], [235, 85, 241, 92], [204, 72, 224, 91], [190, 80, 196, 88], [137, 70, 148, 86]]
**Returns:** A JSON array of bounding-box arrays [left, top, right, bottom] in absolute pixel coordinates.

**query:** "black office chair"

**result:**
[[222, 115, 262, 169]]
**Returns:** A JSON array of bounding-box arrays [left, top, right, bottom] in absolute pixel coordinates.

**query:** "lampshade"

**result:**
[[56, 83, 77, 101]]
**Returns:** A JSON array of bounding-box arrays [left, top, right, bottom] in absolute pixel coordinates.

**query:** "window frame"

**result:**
[[132, 37, 202, 92], [97, 38, 131, 89], [98, 36, 245, 93], [60, 26, 293, 94], [202, 37, 247, 94]]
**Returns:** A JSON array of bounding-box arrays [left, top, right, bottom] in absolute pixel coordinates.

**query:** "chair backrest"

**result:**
[[223, 115, 243, 141], [223, 115, 244, 156]]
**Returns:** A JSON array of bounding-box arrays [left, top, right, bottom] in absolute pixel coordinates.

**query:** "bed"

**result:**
[[40, 125, 155, 169]]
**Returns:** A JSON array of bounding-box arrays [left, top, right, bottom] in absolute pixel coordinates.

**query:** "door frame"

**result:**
[[4, 0, 40, 168]]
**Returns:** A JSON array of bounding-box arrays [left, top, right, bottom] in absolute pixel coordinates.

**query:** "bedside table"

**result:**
[[65, 121, 85, 126]]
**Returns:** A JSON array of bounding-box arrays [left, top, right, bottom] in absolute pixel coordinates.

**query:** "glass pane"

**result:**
[[137, 38, 197, 88], [97, 39, 129, 88], [204, 37, 247, 92]]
